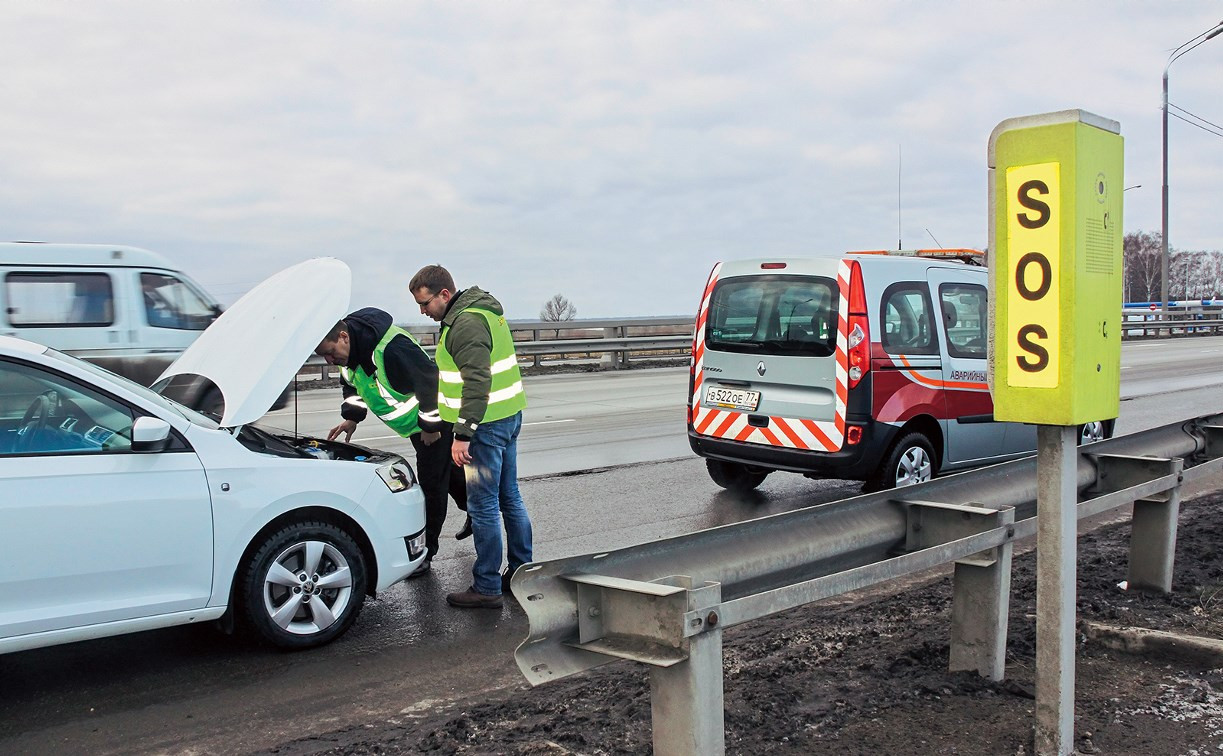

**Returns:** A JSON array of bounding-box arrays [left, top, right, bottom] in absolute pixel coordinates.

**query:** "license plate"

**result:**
[[705, 385, 760, 412]]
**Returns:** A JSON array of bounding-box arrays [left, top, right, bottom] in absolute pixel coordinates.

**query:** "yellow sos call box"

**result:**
[[987, 110, 1123, 425]]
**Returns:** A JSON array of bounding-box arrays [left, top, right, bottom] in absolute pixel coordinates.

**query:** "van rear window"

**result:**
[[706, 275, 837, 357]]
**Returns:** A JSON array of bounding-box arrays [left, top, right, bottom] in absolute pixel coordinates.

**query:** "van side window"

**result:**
[[140, 273, 218, 330], [939, 284, 988, 359], [880, 283, 937, 355], [0, 359, 134, 456], [5, 273, 114, 327]]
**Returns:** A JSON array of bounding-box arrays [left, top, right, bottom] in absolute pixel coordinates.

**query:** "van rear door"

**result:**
[[693, 260, 845, 452]]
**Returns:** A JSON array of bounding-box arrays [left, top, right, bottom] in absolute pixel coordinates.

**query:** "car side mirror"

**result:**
[[131, 416, 172, 452]]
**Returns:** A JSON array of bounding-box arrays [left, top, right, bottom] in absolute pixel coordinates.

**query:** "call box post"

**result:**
[[987, 110, 1123, 756]]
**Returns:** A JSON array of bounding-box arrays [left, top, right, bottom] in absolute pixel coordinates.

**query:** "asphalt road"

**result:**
[[1, 337, 1221, 754]]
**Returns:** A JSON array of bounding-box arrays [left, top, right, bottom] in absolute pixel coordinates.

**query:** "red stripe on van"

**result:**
[[800, 418, 835, 451], [772, 417, 807, 449], [758, 426, 783, 447], [713, 411, 740, 437]]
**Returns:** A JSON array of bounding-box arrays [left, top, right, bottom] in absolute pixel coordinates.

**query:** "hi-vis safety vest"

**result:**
[[435, 307, 526, 428], [340, 326, 423, 437]]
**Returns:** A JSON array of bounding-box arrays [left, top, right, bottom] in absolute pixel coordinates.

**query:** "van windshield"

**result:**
[[706, 275, 838, 357], [140, 272, 220, 330]]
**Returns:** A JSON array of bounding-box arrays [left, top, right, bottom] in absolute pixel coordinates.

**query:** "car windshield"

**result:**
[[42, 348, 218, 428], [705, 275, 838, 357]]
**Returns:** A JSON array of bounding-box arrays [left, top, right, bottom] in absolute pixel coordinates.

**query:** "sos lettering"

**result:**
[[1014, 179, 1054, 373]]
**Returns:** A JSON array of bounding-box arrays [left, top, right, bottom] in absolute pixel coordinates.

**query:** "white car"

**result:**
[[0, 258, 427, 653]]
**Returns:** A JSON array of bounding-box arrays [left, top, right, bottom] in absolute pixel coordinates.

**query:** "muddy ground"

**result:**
[[268, 492, 1223, 755]]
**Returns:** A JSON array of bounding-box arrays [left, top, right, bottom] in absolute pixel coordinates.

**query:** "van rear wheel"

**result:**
[[875, 432, 935, 490], [706, 460, 770, 492]]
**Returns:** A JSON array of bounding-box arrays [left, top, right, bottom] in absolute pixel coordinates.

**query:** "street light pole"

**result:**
[[1161, 20, 1223, 313]]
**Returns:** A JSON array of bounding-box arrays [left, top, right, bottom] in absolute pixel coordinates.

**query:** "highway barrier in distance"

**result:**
[[510, 413, 1223, 755], [300, 307, 1223, 379]]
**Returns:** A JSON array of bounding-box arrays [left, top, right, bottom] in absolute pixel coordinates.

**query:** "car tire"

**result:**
[[239, 521, 368, 650], [874, 432, 936, 490], [706, 459, 770, 491]]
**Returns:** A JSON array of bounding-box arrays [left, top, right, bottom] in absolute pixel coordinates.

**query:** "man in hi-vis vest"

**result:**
[[314, 307, 468, 578], [409, 265, 533, 609]]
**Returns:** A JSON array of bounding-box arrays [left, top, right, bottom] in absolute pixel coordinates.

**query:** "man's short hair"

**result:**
[[409, 265, 456, 296], [322, 319, 348, 344]]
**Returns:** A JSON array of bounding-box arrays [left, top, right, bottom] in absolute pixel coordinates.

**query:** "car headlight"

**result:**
[[376, 462, 416, 492]]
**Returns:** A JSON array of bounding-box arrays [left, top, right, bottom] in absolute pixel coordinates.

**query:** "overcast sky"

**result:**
[[2, 2, 1220, 321]]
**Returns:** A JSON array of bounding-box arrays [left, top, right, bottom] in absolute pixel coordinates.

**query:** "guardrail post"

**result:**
[[1129, 458, 1183, 593], [1087, 453, 1184, 593], [903, 500, 1015, 681], [558, 573, 724, 755], [651, 579, 724, 756], [600, 327, 623, 370]]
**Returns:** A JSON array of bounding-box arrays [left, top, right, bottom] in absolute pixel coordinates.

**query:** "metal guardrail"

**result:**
[[510, 413, 1223, 754], [300, 309, 1222, 379]]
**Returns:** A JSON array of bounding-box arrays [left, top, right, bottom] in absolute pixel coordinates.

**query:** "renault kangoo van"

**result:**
[[687, 249, 1113, 491]]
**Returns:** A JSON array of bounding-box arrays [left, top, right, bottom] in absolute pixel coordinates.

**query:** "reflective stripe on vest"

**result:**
[[340, 325, 423, 436], [435, 307, 527, 424]]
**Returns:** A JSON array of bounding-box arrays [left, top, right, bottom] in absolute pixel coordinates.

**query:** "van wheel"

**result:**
[[875, 432, 935, 489], [1078, 421, 1108, 445], [706, 460, 770, 492]]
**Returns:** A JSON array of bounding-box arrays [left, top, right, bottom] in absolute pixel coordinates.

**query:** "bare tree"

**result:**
[[540, 294, 577, 338], [1123, 230, 1163, 304]]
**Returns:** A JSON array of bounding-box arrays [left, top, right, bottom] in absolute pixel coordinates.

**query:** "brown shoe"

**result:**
[[446, 587, 503, 609]]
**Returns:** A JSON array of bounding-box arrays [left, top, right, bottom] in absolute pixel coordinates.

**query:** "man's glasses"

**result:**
[[416, 291, 442, 308]]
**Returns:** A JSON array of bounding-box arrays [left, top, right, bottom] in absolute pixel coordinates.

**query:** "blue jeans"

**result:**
[[464, 412, 533, 595]]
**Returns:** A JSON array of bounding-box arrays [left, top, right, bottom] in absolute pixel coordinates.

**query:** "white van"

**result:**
[[0, 242, 225, 409], [687, 249, 1112, 491]]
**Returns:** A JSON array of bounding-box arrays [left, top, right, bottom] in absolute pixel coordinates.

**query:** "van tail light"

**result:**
[[846, 260, 869, 389], [690, 262, 721, 424], [846, 425, 863, 445]]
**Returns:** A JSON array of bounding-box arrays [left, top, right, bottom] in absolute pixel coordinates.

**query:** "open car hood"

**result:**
[[157, 257, 351, 427]]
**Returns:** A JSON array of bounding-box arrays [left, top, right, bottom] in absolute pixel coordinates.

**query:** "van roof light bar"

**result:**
[[847, 248, 985, 265]]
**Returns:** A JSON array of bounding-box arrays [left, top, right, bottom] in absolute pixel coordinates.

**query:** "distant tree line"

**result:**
[[1124, 230, 1223, 303]]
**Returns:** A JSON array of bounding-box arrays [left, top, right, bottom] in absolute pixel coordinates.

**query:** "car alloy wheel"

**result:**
[[241, 521, 367, 649], [263, 540, 354, 636]]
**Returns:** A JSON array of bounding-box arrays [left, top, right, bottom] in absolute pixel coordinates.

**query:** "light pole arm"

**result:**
[[1160, 21, 1223, 313]]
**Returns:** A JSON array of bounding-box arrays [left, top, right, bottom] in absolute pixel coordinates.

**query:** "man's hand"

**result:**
[[452, 438, 472, 466], [420, 430, 441, 446], [327, 419, 358, 442]]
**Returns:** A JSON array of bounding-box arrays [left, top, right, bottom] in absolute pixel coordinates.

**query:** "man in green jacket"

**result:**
[[409, 265, 533, 609], [314, 307, 468, 578]]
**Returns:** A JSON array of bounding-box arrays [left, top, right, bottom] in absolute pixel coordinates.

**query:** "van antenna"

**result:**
[[897, 144, 902, 251], [925, 228, 943, 248]]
